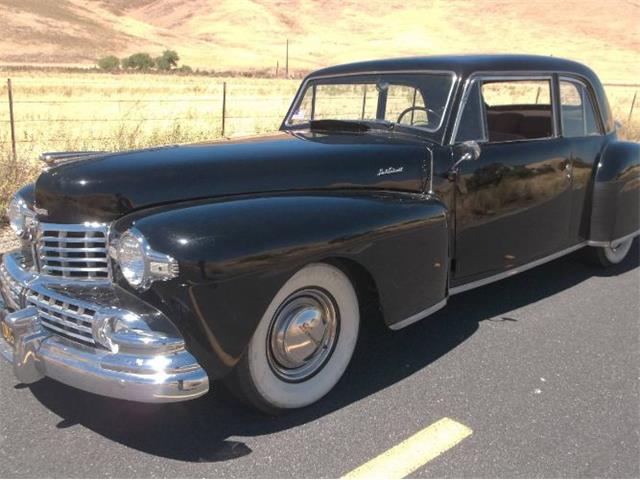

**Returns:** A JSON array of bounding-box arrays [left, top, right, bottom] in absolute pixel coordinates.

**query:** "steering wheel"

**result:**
[[396, 106, 441, 127]]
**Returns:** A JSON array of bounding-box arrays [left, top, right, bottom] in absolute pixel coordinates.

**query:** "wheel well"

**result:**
[[324, 257, 384, 326]]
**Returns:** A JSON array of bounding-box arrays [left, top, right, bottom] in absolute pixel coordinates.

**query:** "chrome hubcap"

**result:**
[[267, 288, 339, 382]]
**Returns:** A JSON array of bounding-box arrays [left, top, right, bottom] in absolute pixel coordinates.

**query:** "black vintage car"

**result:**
[[1, 55, 638, 413]]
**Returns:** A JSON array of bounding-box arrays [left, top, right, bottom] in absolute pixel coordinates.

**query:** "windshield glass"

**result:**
[[284, 72, 455, 141]]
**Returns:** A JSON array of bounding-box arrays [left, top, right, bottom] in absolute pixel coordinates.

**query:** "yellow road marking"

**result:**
[[342, 417, 472, 479]]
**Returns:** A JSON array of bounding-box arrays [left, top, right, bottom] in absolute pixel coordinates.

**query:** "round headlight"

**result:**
[[113, 228, 179, 290], [7, 195, 28, 237], [116, 231, 146, 287]]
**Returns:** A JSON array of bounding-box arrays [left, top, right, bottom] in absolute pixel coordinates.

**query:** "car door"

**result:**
[[451, 75, 574, 285], [557, 77, 608, 242]]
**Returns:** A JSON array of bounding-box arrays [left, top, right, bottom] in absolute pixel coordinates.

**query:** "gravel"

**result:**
[[0, 224, 19, 254]]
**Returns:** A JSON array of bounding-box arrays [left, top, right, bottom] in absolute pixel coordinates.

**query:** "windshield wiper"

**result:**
[[308, 119, 370, 133]]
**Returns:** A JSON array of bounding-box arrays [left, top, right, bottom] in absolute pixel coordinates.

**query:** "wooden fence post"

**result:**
[[221, 81, 227, 137], [7, 78, 16, 162], [628, 90, 637, 123]]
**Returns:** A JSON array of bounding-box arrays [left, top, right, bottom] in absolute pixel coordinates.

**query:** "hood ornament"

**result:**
[[40, 151, 108, 166]]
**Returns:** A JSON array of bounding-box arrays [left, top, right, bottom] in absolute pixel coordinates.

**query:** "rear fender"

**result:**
[[589, 140, 640, 245]]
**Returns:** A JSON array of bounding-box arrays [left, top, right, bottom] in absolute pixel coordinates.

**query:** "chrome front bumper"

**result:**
[[0, 251, 209, 403]]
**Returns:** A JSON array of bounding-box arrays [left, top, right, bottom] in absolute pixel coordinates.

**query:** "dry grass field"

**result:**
[[0, 71, 301, 212], [0, 68, 637, 216], [0, 0, 638, 215], [1, 0, 638, 82]]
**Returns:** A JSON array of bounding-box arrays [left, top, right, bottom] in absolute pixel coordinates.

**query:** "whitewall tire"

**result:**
[[228, 263, 359, 413], [589, 237, 635, 267]]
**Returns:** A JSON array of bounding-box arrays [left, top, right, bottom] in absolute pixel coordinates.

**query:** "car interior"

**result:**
[[481, 80, 554, 143], [484, 104, 553, 142]]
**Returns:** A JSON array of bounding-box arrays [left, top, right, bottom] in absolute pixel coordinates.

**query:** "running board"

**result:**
[[390, 242, 588, 330], [449, 242, 587, 296], [391, 232, 638, 330], [389, 298, 448, 330]]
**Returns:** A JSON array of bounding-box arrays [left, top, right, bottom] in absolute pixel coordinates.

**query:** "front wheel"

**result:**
[[587, 237, 635, 267], [227, 263, 360, 414]]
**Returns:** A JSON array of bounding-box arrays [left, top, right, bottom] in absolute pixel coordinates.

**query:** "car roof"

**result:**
[[309, 54, 596, 79], [307, 54, 613, 133]]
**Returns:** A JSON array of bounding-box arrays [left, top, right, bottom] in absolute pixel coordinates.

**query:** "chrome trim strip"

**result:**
[[389, 298, 448, 331], [426, 147, 435, 194], [282, 69, 458, 138], [450, 77, 488, 144], [587, 230, 640, 247], [450, 242, 587, 295]]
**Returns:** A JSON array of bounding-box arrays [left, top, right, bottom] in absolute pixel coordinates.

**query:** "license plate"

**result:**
[[1, 320, 14, 347]]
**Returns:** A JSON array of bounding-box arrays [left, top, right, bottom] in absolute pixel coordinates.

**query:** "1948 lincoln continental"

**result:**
[[1, 55, 638, 413]]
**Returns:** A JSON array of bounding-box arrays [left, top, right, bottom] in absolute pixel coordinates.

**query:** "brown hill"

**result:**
[[0, 0, 638, 81]]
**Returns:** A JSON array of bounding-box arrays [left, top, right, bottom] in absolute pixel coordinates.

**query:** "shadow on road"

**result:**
[[26, 243, 639, 462]]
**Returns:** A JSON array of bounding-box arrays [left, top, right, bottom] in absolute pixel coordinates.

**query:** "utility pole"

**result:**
[[285, 39, 289, 78]]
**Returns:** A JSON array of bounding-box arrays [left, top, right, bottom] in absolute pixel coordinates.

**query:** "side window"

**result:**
[[454, 80, 485, 143], [583, 90, 601, 135], [384, 85, 427, 125], [481, 79, 553, 142], [560, 79, 602, 137], [560, 81, 584, 137]]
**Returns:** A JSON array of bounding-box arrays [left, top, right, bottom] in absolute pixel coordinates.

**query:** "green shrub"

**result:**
[[161, 49, 180, 67], [122, 53, 155, 70], [97, 55, 120, 71], [155, 56, 172, 71]]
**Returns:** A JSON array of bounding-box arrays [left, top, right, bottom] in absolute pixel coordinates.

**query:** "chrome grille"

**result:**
[[26, 289, 97, 346], [36, 223, 110, 280]]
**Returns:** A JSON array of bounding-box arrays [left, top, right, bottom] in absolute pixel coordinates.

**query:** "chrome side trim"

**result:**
[[587, 229, 640, 247], [450, 242, 587, 295], [426, 146, 435, 194], [389, 298, 448, 331]]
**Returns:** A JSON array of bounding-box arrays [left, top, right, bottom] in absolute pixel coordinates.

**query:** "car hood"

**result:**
[[35, 131, 430, 223]]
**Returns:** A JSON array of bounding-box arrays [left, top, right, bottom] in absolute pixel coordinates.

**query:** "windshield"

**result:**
[[283, 72, 455, 141]]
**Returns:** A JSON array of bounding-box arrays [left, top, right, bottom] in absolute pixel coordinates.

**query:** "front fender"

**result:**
[[114, 192, 449, 378], [589, 140, 640, 244]]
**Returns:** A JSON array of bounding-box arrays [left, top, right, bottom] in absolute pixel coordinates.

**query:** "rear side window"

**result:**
[[560, 79, 602, 137], [481, 79, 554, 142]]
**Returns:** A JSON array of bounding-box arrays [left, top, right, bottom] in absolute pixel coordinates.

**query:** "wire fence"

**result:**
[[1, 78, 638, 160]]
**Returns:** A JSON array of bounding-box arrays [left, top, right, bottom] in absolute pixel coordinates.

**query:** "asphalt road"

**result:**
[[1, 244, 639, 478]]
